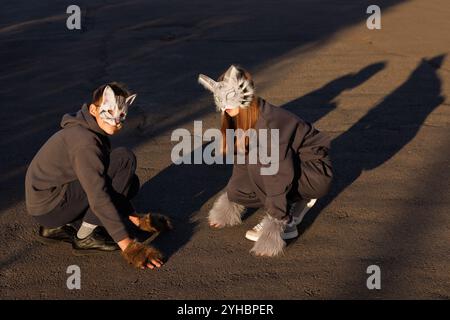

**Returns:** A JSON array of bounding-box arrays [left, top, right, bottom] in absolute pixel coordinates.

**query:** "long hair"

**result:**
[[219, 67, 260, 154]]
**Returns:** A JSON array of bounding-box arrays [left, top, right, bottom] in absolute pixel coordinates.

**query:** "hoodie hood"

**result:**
[[61, 104, 107, 136]]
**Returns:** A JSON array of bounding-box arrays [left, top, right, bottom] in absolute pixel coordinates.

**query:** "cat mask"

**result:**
[[99, 85, 137, 127], [198, 65, 255, 112]]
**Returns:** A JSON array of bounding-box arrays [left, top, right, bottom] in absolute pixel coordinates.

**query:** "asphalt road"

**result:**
[[0, 0, 449, 299]]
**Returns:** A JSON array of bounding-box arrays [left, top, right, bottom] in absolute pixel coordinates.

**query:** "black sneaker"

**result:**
[[38, 225, 76, 244], [72, 227, 119, 255]]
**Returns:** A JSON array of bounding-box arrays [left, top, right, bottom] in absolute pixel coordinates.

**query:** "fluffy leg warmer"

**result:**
[[250, 215, 286, 257], [208, 192, 245, 227]]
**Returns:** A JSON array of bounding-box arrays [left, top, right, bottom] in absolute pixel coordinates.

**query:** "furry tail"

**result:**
[[208, 192, 245, 227], [250, 215, 286, 257]]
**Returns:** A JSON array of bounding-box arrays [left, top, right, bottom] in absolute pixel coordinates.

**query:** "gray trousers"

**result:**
[[226, 157, 333, 215]]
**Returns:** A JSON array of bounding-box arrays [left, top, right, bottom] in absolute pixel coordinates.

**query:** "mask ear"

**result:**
[[126, 94, 137, 106], [225, 65, 240, 82], [198, 74, 217, 93], [102, 85, 116, 107]]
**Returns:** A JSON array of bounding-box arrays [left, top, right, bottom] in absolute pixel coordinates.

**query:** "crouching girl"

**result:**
[[198, 66, 333, 257]]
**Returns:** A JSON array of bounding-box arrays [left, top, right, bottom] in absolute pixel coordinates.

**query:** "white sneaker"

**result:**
[[245, 218, 299, 242], [245, 199, 317, 242], [245, 222, 264, 242], [281, 218, 299, 240], [291, 198, 317, 225]]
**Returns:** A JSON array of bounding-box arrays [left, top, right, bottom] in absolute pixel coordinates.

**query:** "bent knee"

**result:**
[[299, 175, 332, 200], [111, 147, 137, 168], [299, 159, 333, 199]]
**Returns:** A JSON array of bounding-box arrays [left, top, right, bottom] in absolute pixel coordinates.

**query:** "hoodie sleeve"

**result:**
[[70, 145, 129, 242]]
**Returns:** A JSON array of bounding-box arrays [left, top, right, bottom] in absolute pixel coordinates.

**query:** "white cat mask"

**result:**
[[198, 65, 255, 112], [99, 85, 137, 126]]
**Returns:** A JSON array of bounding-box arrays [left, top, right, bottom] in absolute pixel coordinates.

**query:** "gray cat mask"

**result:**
[[99, 85, 137, 126], [198, 65, 255, 112]]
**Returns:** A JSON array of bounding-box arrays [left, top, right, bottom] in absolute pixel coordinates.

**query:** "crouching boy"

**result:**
[[25, 83, 171, 269]]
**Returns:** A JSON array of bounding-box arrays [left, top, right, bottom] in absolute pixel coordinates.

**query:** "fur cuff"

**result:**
[[138, 213, 172, 233], [122, 241, 163, 268], [250, 215, 286, 257], [208, 192, 245, 227]]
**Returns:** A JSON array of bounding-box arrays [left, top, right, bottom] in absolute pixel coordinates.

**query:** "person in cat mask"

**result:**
[[25, 82, 171, 269], [198, 65, 333, 257]]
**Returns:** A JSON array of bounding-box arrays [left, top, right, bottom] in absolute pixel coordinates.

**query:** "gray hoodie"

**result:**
[[25, 104, 129, 241], [231, 99, 333, 219]]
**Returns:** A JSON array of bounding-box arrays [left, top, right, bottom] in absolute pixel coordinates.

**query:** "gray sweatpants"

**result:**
[[226, 157, 333, 219]]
